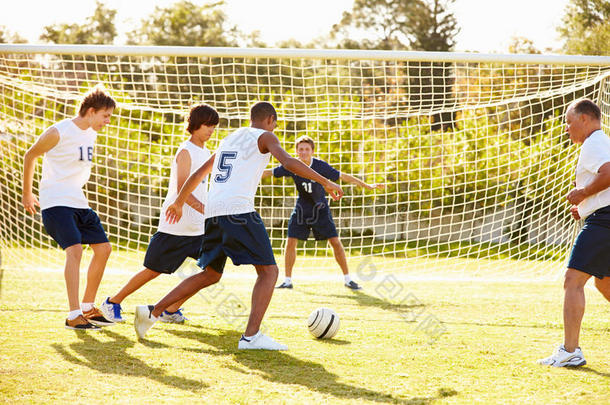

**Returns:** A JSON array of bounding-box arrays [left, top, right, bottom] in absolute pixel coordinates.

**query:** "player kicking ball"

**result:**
[[134, 101, 343, 350], [262, 135, 384, 290], [22, 86, 116, 330], [100, 104, 218, 324]]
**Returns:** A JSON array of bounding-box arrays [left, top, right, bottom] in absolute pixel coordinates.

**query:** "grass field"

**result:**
[[0, 257, 609, 404]]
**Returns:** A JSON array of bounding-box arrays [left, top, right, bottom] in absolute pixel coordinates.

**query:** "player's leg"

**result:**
[[277, 237, 298, 289], [563, 268, 591, 352], [245, 264, 278, 336], [328, 237, 349, 275], [277, 210, 309, 288], [82, 242, 112, 305], [64, 244, 84, 312], [110, 269, 161, 305], [594, 276, 610, 302]]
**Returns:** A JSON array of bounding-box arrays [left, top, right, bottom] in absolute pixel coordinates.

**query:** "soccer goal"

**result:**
[[2, 44, 610, 280]]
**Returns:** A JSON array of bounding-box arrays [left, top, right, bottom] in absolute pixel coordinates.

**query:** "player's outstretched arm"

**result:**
[[339, 172, 385, 191], [258, 132, 343, 200], [166, 153, 216, 223], [22, 127, 60, 215]]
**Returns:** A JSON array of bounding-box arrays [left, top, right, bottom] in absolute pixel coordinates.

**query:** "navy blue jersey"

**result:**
[[273, 158, 340, 213]]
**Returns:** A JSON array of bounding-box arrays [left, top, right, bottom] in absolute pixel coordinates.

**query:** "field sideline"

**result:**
[[0, 259, 608, 404]]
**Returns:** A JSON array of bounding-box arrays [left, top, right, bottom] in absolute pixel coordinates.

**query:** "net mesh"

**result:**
[[2, 47, 609, 280]]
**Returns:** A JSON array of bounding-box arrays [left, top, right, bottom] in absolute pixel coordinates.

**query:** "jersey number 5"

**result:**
[[79, 146, 93, 162], [215, 151, 238, 182]]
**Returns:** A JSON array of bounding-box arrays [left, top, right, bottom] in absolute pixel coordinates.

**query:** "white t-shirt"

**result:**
[[575, 129, 610, 218], [205, 127, 270, 218], [39, 118, 97, 210], [158, 141, 211, 236]]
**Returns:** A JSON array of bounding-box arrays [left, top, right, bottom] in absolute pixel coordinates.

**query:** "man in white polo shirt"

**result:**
[[538, 99, 610, 367]]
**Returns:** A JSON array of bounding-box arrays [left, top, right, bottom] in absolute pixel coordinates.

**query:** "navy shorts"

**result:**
[[143, 232, 204, 274], [568, 206, 610, 279], [197, 212, 276, 273], [287, 206, 338, 241], [41, 206, 109, 249]]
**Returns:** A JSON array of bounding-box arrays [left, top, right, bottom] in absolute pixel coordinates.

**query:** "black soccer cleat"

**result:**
[[276, 281, 293, 289], [344, 280, 362, 290]]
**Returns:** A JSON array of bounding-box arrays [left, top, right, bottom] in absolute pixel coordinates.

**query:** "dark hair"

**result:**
[[295, 135, 315, 150], [78, 86, 116, 116], [571, 99, 601, 121], [250, 101, 277, 122], [187, 104, 219, 133]]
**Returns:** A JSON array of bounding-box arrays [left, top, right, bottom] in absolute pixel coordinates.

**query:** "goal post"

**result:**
[[2, 44, 610, 280]]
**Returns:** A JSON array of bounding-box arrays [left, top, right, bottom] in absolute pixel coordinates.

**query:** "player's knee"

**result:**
[[205, 267, 222, 284], [65, 245, 83, 262], [564, 269, 587, 290], [95, 242, 112, 258]]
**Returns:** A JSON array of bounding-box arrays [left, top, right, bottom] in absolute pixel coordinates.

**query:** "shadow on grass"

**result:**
[[51, 328, 205, 392], [167, 327, 455, 404], [573, 366, 610, 378]]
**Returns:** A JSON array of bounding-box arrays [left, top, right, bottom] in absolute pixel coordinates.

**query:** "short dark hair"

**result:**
[[79, 86, 116, 116], [570, 98, 601, 121], [187, 104, 219, 133], [250, 101, 277, 122], [295, 135, 315, 150]]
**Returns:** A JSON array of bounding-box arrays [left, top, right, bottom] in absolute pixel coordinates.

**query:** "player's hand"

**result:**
[[22, 193, 40, 215], [367, 183, 385, 190], [570, 205, 581, 220], [165, 202, 183, 224], [566, 188, 587, 205], [324, 180, 343, 201]]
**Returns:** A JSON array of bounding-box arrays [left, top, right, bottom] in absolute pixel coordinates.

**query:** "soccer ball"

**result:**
[[307, 307, 340, 339]]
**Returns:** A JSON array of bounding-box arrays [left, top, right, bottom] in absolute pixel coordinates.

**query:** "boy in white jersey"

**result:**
[[134, 102, 343, 349], [22, 87, 116, 330], [538, 99, 610, 367], [100, 104, 218, 324]]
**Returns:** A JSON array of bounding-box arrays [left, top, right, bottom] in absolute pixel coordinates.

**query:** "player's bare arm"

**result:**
[[258, 132, 343, 200], [175, 149, 205, 214], [166, 153, 216, 223], [566, 161, 610, 205], [22, 127, 60, 215], [339, 172, 385, 191], [261, 169, 273, 179]]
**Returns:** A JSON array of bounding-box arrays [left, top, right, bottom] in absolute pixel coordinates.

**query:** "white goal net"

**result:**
[[2, 45, 610, 280]]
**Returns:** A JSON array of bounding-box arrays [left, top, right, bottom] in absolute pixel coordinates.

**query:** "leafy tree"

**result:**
[[559, 0, 610, 55], [0, 26, 27, 43], [127, 0, 237, 47], [40, 1, 117, 44]]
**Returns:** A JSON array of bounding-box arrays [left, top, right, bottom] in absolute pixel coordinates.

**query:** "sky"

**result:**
[[0, 0, 571, 53]]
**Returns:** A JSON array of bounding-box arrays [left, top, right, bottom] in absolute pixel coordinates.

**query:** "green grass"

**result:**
[[0, 261, 608, 404]]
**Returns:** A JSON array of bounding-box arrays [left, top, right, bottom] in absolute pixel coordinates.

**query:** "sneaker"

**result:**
[[345, 280, 362, 290], [134, 305, 157, 339], [276, 281, 293, 289], [100, 297, 124, 323], [83, 306, 115, 326], [238, 332, 288, 350], [538, 345, 587, 367], [159, 309, 188, 324], [65, 315, 101, 331]]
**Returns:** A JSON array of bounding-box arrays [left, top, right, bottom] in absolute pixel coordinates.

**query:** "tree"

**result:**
[[559, 0, 610, 55], [408, 0, 459, 52], [127, 0, 237, 47], [40, 1, 117, 44], [0, 26, 27, 44]]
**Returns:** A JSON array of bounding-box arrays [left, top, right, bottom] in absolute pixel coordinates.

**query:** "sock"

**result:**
[[81, 302, 94, 312], [344, 274, 352, 283], [243, 331, 260, 341], [284, 277, 292, 284], [68, 309, 83, 320]]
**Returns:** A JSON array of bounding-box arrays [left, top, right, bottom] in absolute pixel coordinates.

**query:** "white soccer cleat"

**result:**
[[537, 345, 586, 367], [134, 305, 157, 339], [237, 332, 288, 350]]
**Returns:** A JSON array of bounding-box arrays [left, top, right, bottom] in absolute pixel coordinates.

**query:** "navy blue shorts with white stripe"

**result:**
[[144, 232, 204, 274], [197, 212, 276, 273]]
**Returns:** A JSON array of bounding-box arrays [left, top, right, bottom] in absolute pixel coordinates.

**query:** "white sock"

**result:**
[[243, 331, 260, 341], [344, 274, 352, 283], [68, 309, 83, 320], [284, 277, 292, 284], [81, 302, 94, 312]]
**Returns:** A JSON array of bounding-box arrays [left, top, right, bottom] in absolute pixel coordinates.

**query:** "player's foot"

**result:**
[[159, 308, 188, 324], [83, 306, 115, 326], [344, 280, 362, 290], [537, 345, 586, 367], [134, 305, 157, 339], [65, 315, 101, 331], [276, 281, 293, 289], [100, 297, 124, 323], [238, 332, 288, 350]]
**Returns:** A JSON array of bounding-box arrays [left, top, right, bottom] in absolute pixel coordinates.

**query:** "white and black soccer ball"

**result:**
[[307, 307, 340, 339]]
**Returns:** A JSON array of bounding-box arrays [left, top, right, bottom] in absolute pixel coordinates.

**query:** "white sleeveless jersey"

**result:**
[[158, 141, 211, 236], [205, 127, 270, 218], [39, 118, 97, 210]]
